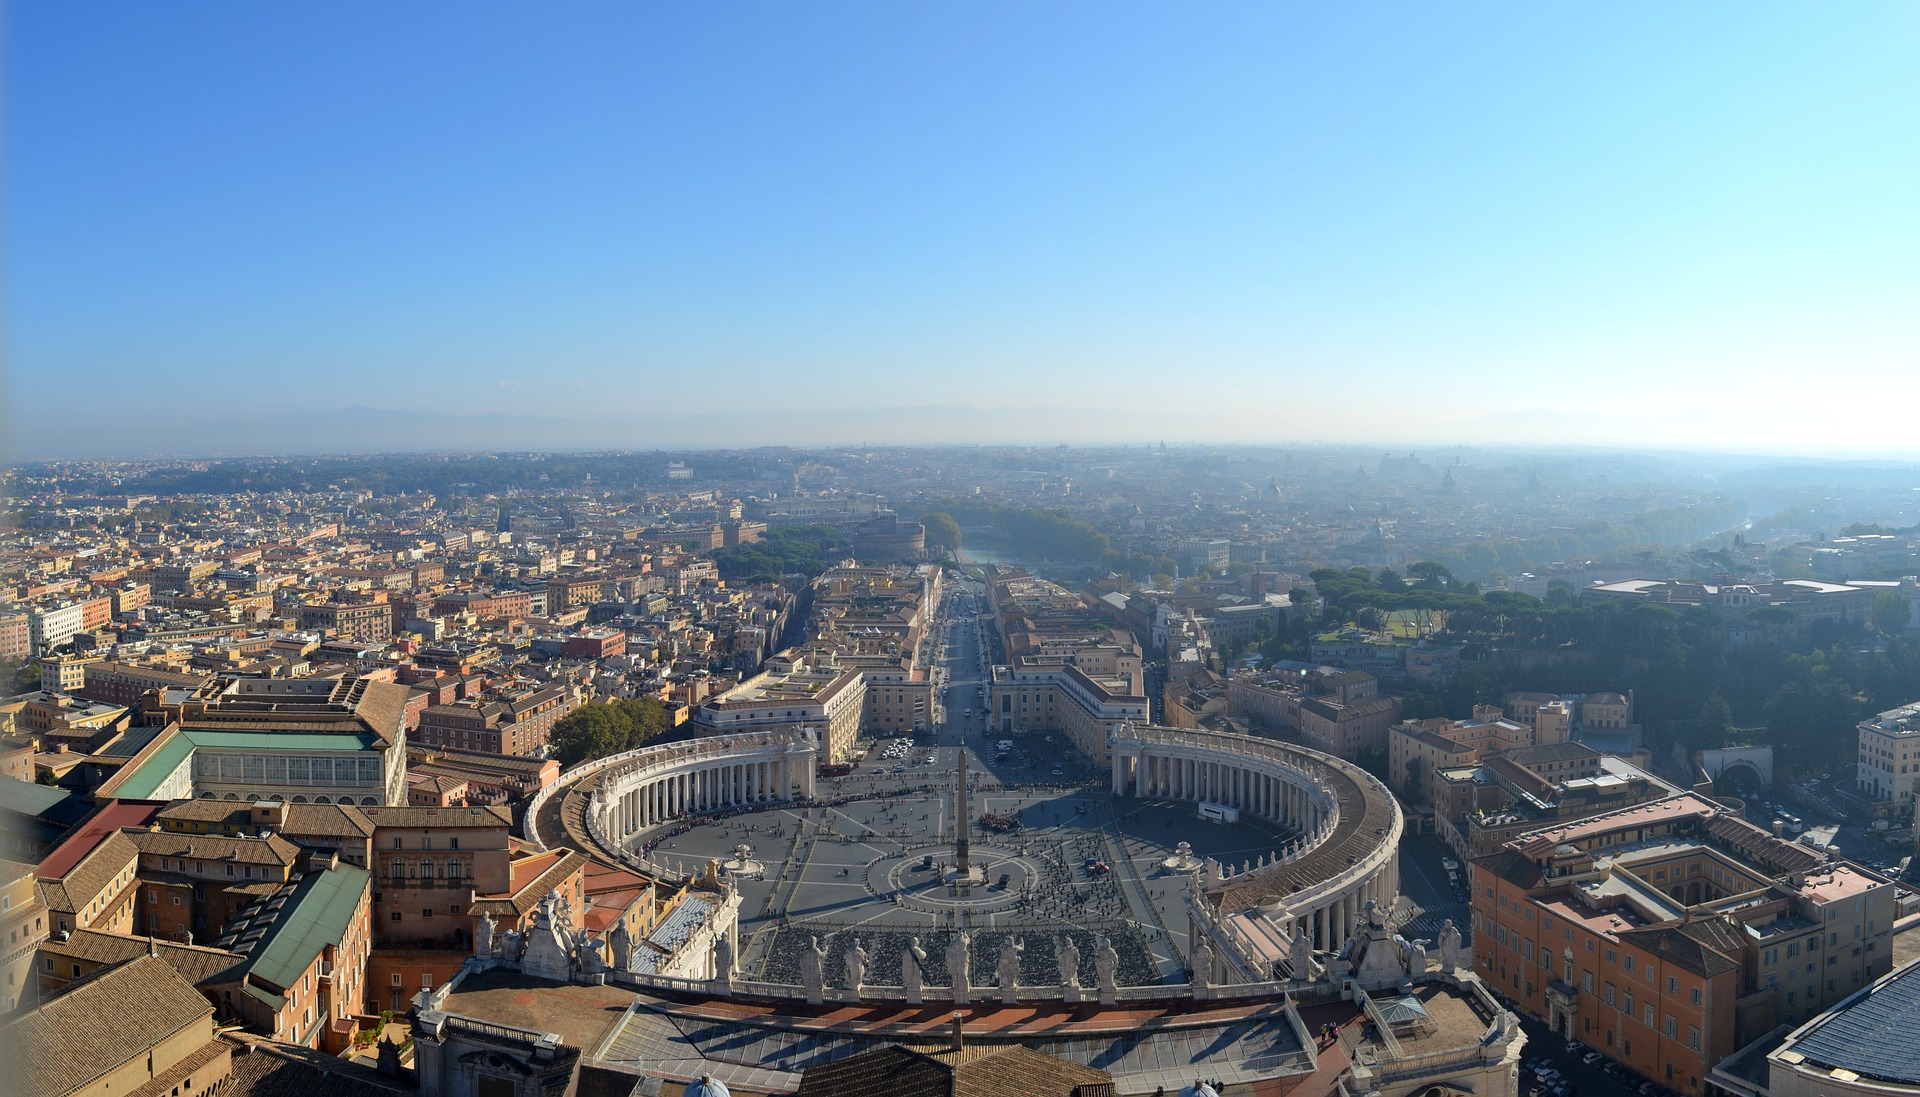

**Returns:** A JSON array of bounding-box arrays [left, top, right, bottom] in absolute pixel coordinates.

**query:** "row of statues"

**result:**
[[797, 930, 1121, 1005]]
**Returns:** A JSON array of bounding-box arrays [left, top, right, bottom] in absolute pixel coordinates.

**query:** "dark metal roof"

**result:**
[[1792, 962, 1920, 1084]]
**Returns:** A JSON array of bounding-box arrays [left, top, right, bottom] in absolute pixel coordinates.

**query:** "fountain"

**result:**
[[721, 843, 765, 878], [1161, 840, 1205, 875]]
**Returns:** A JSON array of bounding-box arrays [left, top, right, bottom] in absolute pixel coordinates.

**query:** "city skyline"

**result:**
[[7, 2, 1919, 460]]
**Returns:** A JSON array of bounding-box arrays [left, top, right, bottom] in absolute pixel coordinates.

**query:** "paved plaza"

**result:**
[[629, 733, 1306, 988]]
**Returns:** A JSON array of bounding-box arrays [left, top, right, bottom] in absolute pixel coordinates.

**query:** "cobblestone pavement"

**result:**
[[633, 738, 1304, 987]]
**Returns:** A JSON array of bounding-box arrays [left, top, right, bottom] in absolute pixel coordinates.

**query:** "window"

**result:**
[[391, 912, 403, 921], [1691, 987, 1702, 1005], [1667, 976, 1678, 993], [391, 974, 402, 986], [393, 837, 403, 850], [1625, 955, 1635, 973], [1689, 1026, 1702, 1051], [1664, 1013, 1677, 1038]]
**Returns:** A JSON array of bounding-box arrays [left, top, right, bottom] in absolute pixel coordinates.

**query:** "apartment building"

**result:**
[[206, 859, 372, 1052], [1856, 700, 1920, 806], [2, 857, 47, 1011], [362, 805, 514, 951], [295, 599, 394, 645], [78, 659, 213, 708], [1389, 705, 1534, 801], [1228, 663, 1400, 757], [1472, 795, 1895, 1095], [414, 682, 580, 756], [130, 829, 303, 943], [691, 652, 866, 763], [987, 661, 1148, 765]]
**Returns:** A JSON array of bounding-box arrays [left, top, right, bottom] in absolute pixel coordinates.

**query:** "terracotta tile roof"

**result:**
[[130, 829, 304, 867], [1472, 848, 1543, 890], [473, 848, 590, 921], [360, 804, 511, 828], [5, 955, 214, 1097], [36, 829, 139, 915], [36, 928, 247, 987], [222, 1034, 411, 1097], [282, 803, 376, 837], [1619, 921, 1741, 978]]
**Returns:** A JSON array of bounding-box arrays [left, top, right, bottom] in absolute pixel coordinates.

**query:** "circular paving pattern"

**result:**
[[863, 843, 1039, 914]]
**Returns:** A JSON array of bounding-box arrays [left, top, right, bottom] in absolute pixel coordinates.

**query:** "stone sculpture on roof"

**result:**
[[1438, 919, 1462, 973], [947, 931, 972, 1005]]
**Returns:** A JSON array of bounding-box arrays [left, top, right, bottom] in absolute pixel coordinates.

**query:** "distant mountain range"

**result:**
[[9, 402, 1226, 460]]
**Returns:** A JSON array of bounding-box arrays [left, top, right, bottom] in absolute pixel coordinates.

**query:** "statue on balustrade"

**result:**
[[1057, 934, 1081, 988]]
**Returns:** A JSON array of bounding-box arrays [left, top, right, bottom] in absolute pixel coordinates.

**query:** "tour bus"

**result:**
[[995, 739, 1014, 760]]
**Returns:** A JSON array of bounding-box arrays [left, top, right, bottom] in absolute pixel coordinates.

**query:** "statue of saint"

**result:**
[[1438, 919, 1463, 973], [996, 938, 1024, 1001], [1057, 935, 1081, 988], [844, 937, 869, 991], [1094, 934, 1119, 993], [475, 911, 496, 957], [1190, 936, 1212, 992], [578, 934, 607, 975], [711, 930, 733, 980], [947, 932, 972, 1000], [1291, 928, 1314, 982], [610, 920, 633, 971], [801, 934, 829, 998]]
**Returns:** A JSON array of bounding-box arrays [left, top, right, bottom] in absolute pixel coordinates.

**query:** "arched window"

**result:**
[[391, 862, 406, 882]]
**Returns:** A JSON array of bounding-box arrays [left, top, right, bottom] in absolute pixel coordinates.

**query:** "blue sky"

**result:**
[[7, 2, 1918, 458]]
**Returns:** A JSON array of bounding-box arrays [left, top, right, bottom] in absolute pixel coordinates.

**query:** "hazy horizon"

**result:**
[[7, 3, 1918, 462]]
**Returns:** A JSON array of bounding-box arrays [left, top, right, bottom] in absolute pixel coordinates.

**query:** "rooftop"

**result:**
[[1784, 958, 1920, 1086]]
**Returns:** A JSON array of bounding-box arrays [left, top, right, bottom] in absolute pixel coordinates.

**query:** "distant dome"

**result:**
[[687, 1075, 732, 1097]]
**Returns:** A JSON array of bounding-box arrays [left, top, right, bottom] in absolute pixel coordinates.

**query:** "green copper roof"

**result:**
[[183, 730, 380, 751], [241, 863, 369, 993], [108, 732, 196, 799]]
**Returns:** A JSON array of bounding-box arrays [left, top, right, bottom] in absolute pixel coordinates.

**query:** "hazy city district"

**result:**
[[6, 445, 1920, 1097]]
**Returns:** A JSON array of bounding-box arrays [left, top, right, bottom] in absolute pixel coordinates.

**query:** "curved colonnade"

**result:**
[[1109, 725, 1403, 980], [524, 730, 819, 867]]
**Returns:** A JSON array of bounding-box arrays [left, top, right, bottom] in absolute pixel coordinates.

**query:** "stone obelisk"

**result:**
[[954, 748, 972, 879]]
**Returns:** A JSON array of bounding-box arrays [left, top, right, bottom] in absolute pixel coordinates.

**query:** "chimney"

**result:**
[[950, 1011, 964, 1052]]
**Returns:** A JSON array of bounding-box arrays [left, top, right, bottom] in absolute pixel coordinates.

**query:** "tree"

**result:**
[[549, 697, 671, 767], [1697, 692, 1734, 750], [922, 512, 963, 554], [1873, 591, 1912, 636]]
